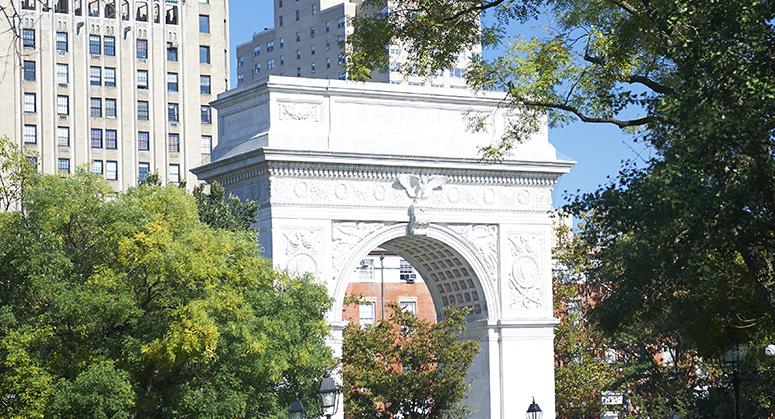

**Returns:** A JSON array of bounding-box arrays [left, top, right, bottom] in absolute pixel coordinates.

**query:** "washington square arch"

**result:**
[[193, 76, 574, 418]]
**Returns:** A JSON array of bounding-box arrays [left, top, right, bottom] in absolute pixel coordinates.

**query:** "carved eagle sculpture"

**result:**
[[397, 174, 450, 201]]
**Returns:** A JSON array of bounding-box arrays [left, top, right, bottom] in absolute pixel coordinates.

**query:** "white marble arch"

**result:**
[[193, 76, 575, 419]]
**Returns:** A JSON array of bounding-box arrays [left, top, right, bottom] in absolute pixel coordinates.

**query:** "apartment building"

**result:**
[[235, 0, 477, 87], [0, 0, 229, 188], [342, 251, 436, 326]]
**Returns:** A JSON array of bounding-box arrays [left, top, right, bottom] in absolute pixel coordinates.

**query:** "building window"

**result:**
[[200, 105, 212, 124], [137, 101, 149, 120], [167, 103, 179, 123], [105, 129, 118, 149], [56, 63, 69, 84], [22, 29, 35, 48], [57, 158, 70, 174], [399, 259, 416, 283], [325, 21, 331, 33], [252, 46, 260, 57], [296, 32, 301, 42], [104, 36, 115, 56], [137, 131, 150, 151], [399, 299, 417, 315], [104, 67, 116, 87], [57, 127, 70, 147], [91, 160, 103, 175], [295, 9, 299, 21], [56, 158, 73, 175], [23, 93, 36, 113], [22, 0, 36, 10], [309, 27, 315, 38], [88, 0, 100, 16], [296, 49, 301, 60], [326, 57, 331, 69], [23, 61, 35, 81], [56, 32, 68, 52], [167, 72, 178, 92], [90, 129, 103, 148], [279, 37, 285, 48], [199, 14, 210, 33], [168, 164, 180, 184], [106, 160, 118, 181], [167, 43, 178, 61], [310, 62, 316, 74], [56, 95, 69, 115], [267, 58, 275, 70], [310, 45, 316, 56], [200, 75, 211, 94], [337, 16, 346, 28], [201, 135, 212, 155], [199, 46, 210, 64], [89, 35, 101, 55], [137, 70, 148, 89], [137, 39, 148, 59], [138, 162, 150, 182], [105, 98, 117, 118], [23, 125, 36, 144], [253, 63, 261, 74], [89, 66, 102, 86], [359, 300, 376, 325], [168, 133, 180, 152], [267, 41, 274, 52], [90, 97, 102, 117], [279, 15, 284, 27]]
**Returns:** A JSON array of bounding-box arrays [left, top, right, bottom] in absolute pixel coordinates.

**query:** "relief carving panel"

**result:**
[[507, 233, 545, 312]]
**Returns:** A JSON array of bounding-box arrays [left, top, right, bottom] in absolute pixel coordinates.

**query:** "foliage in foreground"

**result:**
[[0, 156, 333, 418], [348, 0, 774, 415], [342, 303, 479, 419]]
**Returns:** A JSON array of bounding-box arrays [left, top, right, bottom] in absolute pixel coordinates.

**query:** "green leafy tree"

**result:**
[[193, 182, 258, 232], [342, 303, 479, 418], [0, 137, 35, 211], [0, 165, 333, 418], [553, 225, 617, 418], [348, 0, 774, 414]]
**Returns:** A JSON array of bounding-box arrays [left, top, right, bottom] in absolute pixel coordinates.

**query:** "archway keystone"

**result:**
[[193, 76, 574, 418]]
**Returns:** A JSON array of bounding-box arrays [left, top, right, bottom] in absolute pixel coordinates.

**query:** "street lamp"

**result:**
[[526, 398, 542, 419], [288, 398, 306, 419], [318, 374, 340, 419], [723, 344, 743, 419]]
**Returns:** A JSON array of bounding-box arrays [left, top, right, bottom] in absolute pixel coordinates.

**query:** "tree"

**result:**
[[553, 225, 617, 418], [0, 137, 34, 211], [0, 165, 334, 418], [348, 0, 774, 414], [342, 303, 479, 418], [193, 182, 258, 233]]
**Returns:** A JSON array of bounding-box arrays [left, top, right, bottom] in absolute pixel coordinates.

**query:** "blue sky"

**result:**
[[227, 1, 652, 207]]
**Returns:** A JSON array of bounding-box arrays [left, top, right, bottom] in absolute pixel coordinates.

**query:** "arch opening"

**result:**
[[338, 228, 491, 327]]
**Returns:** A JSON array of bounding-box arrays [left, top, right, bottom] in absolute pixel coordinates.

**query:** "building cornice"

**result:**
[[192, 148, 575, 187]]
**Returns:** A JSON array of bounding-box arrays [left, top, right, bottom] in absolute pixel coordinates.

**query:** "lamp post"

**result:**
[[318, 374, 341, 419], [526, 398, 542, 419], [288, 398, 306, 419], [723, 344, 742, 419]]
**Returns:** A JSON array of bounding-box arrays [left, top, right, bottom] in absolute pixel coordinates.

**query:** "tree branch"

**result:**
[[518, 98, 657, 128]]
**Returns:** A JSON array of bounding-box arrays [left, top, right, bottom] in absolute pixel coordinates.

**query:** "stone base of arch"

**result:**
[[193, 76, 574, 418]]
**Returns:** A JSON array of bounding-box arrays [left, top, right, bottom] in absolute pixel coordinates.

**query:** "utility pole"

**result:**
[[379, 253, 385, 321]]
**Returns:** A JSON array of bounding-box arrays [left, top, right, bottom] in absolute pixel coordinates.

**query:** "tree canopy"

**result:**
[[342, 303, 479, 419], [348, 0, 774, 414], [0, 148, 334, 418]]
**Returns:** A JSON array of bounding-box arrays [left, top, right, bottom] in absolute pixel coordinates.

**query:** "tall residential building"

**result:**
[[0, 0, 229, 188], [235, 0, 478, 87]]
